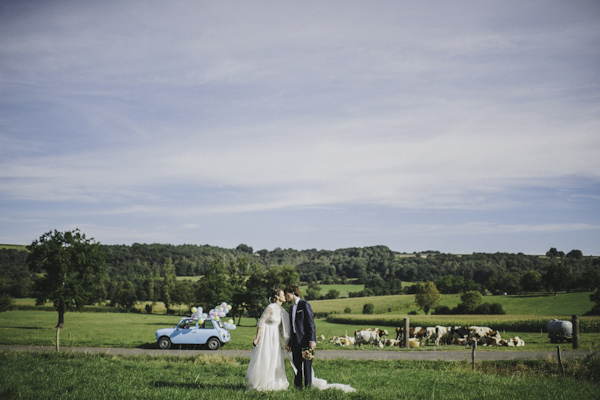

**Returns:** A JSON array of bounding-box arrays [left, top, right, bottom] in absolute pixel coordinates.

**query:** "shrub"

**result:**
[[344, 307, 352, 314], [433, 305, 452, 315], [362, 303, 374, 315], [489, 302, 506, 315], [474, 302, 492, 314]]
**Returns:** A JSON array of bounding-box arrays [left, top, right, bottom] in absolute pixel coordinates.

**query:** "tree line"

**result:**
[[2, 233, 600, 324]]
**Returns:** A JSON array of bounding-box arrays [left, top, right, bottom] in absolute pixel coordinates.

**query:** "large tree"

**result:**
[[195, 259, 233, 310], [28, 229, 106, 328], [544, 261, 573, 294], [414, 281, 441, 315], [160, 258, 176, 314]]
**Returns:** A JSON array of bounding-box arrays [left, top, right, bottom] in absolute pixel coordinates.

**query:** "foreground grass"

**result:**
[[1, 352, 599, 399]]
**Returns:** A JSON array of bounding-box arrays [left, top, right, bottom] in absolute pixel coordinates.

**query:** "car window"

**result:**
[[203, 320, 214, 329], [178, 319, 195, 329]]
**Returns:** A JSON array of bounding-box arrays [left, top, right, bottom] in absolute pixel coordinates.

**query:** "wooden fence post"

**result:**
[[557, 346, 564, 375], [472, 341, 477, 370], [572, 315, 579, 350], [56, 328, 60, 352], [403, 317, 409, 348]]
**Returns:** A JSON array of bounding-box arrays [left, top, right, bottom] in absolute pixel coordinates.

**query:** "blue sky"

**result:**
[[1, 1, 599, 255]]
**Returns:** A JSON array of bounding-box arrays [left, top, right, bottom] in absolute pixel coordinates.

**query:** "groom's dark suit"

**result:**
[[289, 298, 316, 388]]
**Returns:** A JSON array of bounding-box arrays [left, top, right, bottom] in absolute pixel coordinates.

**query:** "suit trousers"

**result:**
[[290, 333, 312, 388]]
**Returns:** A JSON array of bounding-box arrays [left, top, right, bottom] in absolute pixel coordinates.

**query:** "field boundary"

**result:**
[[1, 345, 596, 362]]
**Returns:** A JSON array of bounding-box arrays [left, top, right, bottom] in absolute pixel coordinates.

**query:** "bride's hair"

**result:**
[[268, 288, 282, 303]]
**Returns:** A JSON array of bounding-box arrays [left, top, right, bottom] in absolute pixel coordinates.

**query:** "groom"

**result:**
[[284, 285, 316, 389]]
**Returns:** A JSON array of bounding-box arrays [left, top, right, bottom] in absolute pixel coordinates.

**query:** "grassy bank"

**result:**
[[1, 352, 599, 399]]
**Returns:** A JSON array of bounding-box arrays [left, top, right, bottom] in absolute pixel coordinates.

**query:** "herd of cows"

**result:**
[[323, 325, 526, 349]]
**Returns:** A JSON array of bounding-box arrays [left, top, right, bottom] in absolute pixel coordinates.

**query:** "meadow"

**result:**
[[308, 290, 595, 315], [1, 351, 599, 399], [3, 291, 600, 398]]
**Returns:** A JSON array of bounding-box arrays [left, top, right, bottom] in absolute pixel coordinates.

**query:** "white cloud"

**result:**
[[1, 1, 599, 252]]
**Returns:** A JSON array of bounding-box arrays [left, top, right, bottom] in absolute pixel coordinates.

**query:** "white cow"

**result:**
[[434, 326, 449, 346], [423, 327, 437, 346], [355, 329, 384, 348]]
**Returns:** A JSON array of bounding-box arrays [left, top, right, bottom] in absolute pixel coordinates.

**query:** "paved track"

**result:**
[[1, 345, 595, 361]]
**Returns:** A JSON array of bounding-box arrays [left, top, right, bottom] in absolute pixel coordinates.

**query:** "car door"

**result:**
[[170, 319, 196, 345], [195, 320, 215, 344]]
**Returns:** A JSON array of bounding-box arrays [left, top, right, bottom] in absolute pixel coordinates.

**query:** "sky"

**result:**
[[1, 1, 599, 255]]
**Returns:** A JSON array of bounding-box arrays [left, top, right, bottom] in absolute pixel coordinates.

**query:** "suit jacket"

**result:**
[[290, 299, 316, 347]]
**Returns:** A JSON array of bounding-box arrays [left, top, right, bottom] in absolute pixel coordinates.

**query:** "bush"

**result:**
[[0, 293, 14, 312], [489, 302, 506, 315], [344, 307, 352, 314], [474, 302, 492, 314], [362, 303, 374, 315], [433, 305, 452, 315]]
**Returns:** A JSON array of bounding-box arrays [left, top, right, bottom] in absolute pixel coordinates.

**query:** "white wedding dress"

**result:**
[[246, 303, 356, 393], [246, 303, 289, 391]]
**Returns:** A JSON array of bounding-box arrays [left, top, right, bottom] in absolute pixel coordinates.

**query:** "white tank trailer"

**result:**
[[547, 319, 573, 343]]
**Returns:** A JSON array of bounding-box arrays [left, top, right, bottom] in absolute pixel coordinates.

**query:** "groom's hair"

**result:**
[[284, 285, 302, 298]]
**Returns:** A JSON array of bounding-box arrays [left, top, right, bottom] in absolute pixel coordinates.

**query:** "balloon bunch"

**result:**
[[190, 306, 206, 324], [191, 302, 236, 330]]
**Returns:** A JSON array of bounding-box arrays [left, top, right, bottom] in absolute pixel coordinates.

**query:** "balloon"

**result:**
[[227, 305, 232, 311], [228, 319, 233, 324], [199, 319, 204, 324], [209, 310, 215, 316], [221, 302, 227, 308], [191, 307, 197, 313], [202, 313, 207, 319]]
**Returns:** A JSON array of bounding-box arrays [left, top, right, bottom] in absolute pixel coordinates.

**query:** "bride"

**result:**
[[246, 288, 356, 392], [246, 288, 289, 391]]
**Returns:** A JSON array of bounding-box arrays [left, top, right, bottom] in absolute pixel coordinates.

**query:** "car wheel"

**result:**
[[207, 337, 220, 350], [158, 337, 172, 350]]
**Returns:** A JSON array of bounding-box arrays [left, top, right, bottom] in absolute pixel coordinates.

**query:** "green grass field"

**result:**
[[300, 284, 365, 298], [0, 244, 27, 250], [2, 310, 600, 352], [1, 352, 599, 399], [309, 291, 595, 316], [3, 292, 600, 398]]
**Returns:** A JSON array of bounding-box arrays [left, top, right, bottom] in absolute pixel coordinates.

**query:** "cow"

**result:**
[[468, 326, 493, 340], [434, 326, 449, 346], [355, 328, 386, 348], [421, 327, 437, 346], [384, 339, 401, 347], [330, 335, 354, 346], [337, 336, 355, 346]]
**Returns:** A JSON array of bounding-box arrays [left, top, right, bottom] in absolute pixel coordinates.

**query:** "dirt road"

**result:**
[[1, 345, 595, 362]]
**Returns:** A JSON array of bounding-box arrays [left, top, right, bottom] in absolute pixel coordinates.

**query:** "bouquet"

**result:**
[[302, 347, 315, 360]]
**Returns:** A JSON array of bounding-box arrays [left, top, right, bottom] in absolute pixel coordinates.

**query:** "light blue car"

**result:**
[[155, 317, 231, 350]]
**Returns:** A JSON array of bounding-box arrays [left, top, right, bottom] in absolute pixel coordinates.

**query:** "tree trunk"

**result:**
[[56, 301, 65, 329]]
